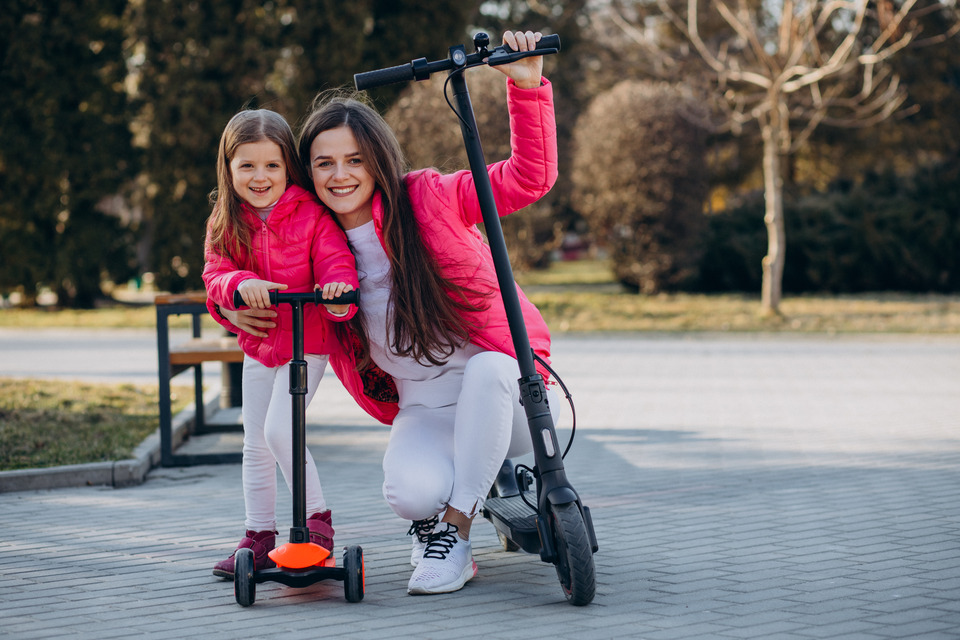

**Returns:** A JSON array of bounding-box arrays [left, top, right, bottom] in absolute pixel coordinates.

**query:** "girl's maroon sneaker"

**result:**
[[212, 529, 277, 579], [307, 510, 335, 554]]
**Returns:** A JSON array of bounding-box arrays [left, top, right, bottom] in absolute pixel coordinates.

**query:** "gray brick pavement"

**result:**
[[2, 334, 959, 639]]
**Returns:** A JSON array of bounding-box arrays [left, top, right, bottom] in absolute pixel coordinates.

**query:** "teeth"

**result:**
[[331, 187, 355, 195]]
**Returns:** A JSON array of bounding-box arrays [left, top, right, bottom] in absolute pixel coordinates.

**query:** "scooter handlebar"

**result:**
[[233, 289, 359, 308], [487, 33, 560, 67], [354, 62, 418, 91], [354, 33, 560, 91]]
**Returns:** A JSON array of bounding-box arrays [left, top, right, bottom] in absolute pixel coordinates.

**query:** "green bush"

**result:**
[[571, 80, 708, 293], [693, 157, 960, 293]]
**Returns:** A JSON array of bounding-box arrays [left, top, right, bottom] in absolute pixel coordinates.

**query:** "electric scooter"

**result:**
[[230, 289, 364, 607], [354, 33, 598, 606]]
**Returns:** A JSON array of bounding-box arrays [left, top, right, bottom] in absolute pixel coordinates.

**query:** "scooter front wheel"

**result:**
[[548, 501, 596, 606], [234, 548, 256, 607]]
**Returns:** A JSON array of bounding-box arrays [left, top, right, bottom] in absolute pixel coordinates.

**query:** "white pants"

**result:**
[[241, 354, 328, 531], [381, 351, 560, 521]]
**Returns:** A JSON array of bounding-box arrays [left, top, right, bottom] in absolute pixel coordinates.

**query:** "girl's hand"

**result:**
[[317, 282, 355, 317], [496, 30, 543, 90], [219, 305, 277, 338], [237, 279, 287, 309]]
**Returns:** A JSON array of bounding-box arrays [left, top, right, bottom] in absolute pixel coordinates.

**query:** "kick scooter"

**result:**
[[355, 33, 598, 606], [231, 288, 364, 606]]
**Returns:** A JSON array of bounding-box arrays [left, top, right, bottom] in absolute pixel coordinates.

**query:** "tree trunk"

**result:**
[[760, 111, 787, 316]]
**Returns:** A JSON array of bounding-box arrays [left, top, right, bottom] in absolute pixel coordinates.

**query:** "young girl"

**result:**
[[226, 30, 560, 596], [202, 109, 358, 579]]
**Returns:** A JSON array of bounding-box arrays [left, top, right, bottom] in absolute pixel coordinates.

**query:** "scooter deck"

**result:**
[[483, 495, 542, 554], [253, 565, 344, 589]]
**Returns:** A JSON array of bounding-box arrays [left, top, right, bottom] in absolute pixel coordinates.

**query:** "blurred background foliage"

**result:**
[[1, 0, 958, 307]]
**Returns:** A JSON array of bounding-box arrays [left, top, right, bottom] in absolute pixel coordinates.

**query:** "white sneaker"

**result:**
[[407, 522, 477, 595], [408, 516, 439, 568]]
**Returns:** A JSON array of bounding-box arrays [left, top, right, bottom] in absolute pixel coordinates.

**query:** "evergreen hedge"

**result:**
[[694, 157, 960, 293]]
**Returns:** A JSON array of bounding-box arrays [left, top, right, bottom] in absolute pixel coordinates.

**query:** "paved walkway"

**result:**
[[2, 333, 960, 639]]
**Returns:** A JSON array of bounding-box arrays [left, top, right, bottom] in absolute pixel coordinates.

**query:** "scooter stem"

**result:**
[[289, 299, 310, 543]]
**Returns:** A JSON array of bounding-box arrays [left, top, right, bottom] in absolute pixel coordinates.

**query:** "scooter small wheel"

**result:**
[[234, 548, 256, 607], [549, 502, 596, 606], [342, 545, 365, 603]]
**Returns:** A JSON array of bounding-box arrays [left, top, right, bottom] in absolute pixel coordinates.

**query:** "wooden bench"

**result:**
[[156, 292, 244, 466]]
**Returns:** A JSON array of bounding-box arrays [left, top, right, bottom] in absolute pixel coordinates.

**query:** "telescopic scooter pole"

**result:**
[[445, 57, 581, 537]]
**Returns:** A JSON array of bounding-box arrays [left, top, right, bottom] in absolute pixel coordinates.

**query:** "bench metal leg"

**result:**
[[193, 363, 205, 433], [156, 300, 243, 467], [157, 308, 176, 467]]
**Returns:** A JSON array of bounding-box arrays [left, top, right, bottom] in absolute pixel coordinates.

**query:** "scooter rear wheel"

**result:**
[[234, 548, 256, 607], [548, 502, 596, 606], [342, 545, 365, 603]]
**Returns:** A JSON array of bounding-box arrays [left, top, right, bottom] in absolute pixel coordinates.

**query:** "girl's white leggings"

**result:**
[[381, 350, 561, 522], [241, 354, 328, 531]]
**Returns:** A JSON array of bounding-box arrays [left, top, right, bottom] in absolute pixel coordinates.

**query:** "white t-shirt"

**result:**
[[345, 220, 481, 408]]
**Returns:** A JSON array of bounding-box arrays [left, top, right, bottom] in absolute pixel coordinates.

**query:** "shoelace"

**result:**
[[422, 524, 460, 560], [407, 515, 439, 543]]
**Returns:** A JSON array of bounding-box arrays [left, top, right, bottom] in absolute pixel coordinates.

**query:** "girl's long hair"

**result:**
[[206, 109, 310, 267], [298, 91, 491, 367]]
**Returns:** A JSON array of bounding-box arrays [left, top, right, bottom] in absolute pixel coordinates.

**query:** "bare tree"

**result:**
[[620, 0, 960, 314]]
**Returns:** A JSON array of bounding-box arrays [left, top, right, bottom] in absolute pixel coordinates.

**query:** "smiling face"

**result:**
[[309, 126, 376, 229], [229, 140, 287, 209]]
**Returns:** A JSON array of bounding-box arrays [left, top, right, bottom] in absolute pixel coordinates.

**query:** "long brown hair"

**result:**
[[206, 109, 311, 266], [298, 91, 491, 367]]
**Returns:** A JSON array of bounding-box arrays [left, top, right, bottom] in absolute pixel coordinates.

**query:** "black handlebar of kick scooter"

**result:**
[[233, 289, 358, 309], [354, 33, 560, 90]]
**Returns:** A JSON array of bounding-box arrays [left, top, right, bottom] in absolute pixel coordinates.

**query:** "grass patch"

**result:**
[[515, 259, 616, 286], [1, 260, 957, 334], [0, 304, 219, 330], [516, 260, 960, 334], [0, 379, 191, 471], [527, 290, 960, 334]]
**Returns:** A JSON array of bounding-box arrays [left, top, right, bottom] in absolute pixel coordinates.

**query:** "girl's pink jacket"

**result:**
[[328, 78, 559, 424], [202, 184, 359, 368]]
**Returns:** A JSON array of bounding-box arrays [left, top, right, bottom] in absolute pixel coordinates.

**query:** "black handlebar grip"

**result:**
[[483, 33, 562, 68], [315, 289, 359, 306], [354, 63, 416, 91], [531, 33, 561, 52], [232, 289, 359, 308], [496, 33, 562, 54]]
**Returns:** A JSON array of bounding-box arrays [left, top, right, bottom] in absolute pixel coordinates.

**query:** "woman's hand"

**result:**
[[237, 278, 287, 309], [495, 30, 543, 90], [220, 305, 277, 338], [318, 282, 355, 317]]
